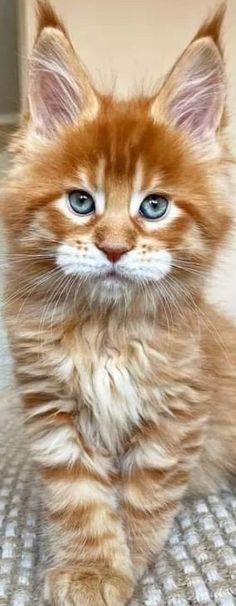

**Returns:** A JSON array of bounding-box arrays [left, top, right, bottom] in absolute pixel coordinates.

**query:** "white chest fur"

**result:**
[[51, 318, 199, 454], [53, 319, 165, 452]]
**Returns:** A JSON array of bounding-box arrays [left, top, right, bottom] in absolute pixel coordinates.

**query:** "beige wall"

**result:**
[[21, 0, 236, 316], [23, 1, 236, 102]]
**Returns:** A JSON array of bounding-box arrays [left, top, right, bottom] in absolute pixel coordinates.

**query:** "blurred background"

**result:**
[[0, 0, 236, 388], [1, 1, 236, 126]]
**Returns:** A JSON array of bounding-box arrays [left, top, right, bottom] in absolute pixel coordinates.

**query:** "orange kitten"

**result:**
[[1, 2, 236, 605]]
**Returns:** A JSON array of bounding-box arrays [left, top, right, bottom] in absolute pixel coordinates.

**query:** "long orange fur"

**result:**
[[1, 2, 236, 604]]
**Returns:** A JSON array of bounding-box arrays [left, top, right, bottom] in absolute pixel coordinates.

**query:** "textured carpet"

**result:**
[[0, 391, 236, 606], [0, 149, 13, 392]]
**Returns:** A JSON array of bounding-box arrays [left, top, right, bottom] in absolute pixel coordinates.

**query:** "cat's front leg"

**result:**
[[121, 421, 199, 579], [23, 390, 134, 606]]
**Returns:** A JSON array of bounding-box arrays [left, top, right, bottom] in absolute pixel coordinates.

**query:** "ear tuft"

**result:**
[[36, 0, 67, 37], [151, 6, 227, 143], [194, 3, 226, 52], [28, 6, 99, 139]]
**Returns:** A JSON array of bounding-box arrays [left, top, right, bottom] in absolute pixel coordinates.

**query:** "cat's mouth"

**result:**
[[104, 269, 126, 279], [101, 268, 130, 283], [106, 269, 121, 277]]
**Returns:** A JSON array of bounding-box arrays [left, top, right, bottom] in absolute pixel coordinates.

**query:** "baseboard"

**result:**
[[0, 113, 19, 126]]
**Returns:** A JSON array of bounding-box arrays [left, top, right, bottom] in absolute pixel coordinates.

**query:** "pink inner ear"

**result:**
[[160, 39, 226, 140], [28, 29, 85, 136], [32, 63, 80, 134], [169, 67, 224, 138]]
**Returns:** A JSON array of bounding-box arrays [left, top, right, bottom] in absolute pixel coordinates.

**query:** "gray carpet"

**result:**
[[0, 150, 13, 391], [0, 390, 236, 606]]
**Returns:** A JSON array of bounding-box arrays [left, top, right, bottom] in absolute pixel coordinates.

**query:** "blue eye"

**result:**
[[139, 194, 169, 220], [68, 190, 95, 215]]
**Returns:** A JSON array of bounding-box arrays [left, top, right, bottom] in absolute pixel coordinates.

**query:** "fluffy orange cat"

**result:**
[[1, 1, 236, 604]]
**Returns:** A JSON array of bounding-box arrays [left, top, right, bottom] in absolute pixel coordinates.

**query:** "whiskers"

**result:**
[[151, 273, 231, 366], [171, 259, 209, 280], [132, 259, 232, 366], [1, 241, 231, 367]]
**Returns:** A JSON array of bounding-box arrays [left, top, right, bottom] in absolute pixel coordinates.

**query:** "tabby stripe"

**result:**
[[24, 392, 57, 407], [126, 467, 188, 487], [49, 502, 117, 531], [46, 478, 118, 511], [123, 501, 177, 520], [42, 464, 111, 485], [25, 409, 73, 426]]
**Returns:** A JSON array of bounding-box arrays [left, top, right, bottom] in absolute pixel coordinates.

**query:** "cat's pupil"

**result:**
[[68, 190, 95, 215], [139, 195, 169, 220]]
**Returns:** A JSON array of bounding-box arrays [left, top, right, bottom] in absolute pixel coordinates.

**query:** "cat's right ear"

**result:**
[[28, 1, 99, 138], [150, 5, 226, 144]]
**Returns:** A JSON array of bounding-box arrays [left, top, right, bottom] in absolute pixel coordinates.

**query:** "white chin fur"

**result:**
[[56, 243, 172, 299]]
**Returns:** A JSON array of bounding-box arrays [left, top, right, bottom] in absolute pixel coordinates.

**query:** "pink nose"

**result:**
[[97, 245, 130, 263]]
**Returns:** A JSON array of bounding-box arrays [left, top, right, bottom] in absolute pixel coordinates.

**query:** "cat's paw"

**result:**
[[45, 564, 134, 606]]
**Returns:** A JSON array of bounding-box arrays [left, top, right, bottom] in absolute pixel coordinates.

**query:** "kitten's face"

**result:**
[[6, 103, 230, 307], [53, 113, 203, 301], [2, 6, 231, 309]]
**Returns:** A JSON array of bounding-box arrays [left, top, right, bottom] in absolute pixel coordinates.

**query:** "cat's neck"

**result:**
[[69, 290, 204, 335]]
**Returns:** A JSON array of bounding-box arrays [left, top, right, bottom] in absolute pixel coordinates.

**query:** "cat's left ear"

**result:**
[[28, 1, 99, 138], [151, 5, 226, 142]]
